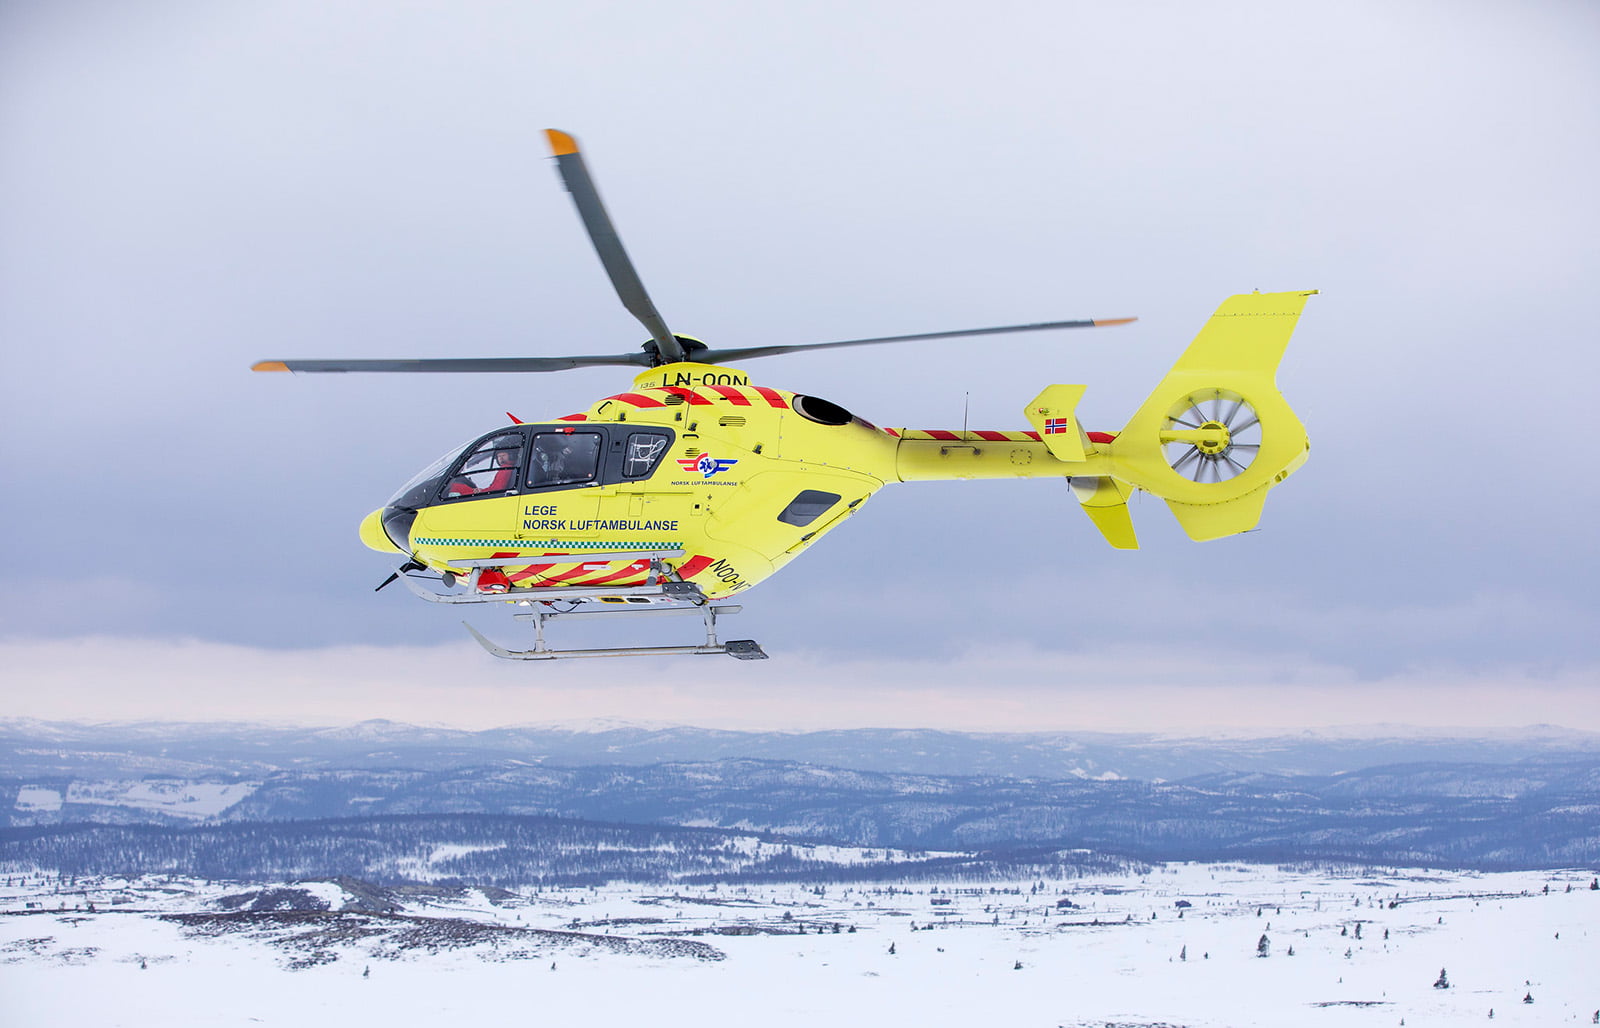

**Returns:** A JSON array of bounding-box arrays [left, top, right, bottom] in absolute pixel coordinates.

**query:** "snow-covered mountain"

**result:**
[[5, 717, 1598, 779], [6, 719, 1599, 871]]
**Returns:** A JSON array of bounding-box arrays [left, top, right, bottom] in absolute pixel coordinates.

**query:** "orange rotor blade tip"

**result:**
[[544, 129, 579, 156], [251, 360, 290, 372], [1093, 317, 1138, 327]]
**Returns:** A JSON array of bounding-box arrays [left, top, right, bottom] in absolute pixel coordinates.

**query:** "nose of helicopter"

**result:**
[[359, 507, 407, 554]]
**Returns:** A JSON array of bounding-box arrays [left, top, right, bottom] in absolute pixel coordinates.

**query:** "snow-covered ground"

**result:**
[[2, 863, 1595, 1027], [15, 780, 261, 819]]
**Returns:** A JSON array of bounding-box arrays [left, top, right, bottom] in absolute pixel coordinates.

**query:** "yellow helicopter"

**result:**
[[255, 129, 1314, 661]]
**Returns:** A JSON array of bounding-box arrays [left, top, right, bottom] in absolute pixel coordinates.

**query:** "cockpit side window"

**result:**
[[622, 432, 671, 478], [443, 433, 525, 499], [528, 431, 602, 489]]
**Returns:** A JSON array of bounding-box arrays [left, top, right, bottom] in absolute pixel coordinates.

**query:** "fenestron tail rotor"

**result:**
[[1162, 388, 1262, 484], [251, 128, 1135, 376]]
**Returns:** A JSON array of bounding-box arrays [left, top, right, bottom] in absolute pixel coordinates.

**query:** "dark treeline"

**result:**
[[0, 814, 1140, 887]]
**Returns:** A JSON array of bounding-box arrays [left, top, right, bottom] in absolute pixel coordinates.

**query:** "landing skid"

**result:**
[[391, 559, 767, 660], [466, 603, 766, 660]]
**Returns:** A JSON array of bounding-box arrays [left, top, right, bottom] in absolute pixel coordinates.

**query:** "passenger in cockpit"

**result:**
[[531, 435, 577, 487]]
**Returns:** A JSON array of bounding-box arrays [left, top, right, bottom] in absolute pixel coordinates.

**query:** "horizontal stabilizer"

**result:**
[[1023, 385, 1088, 462]]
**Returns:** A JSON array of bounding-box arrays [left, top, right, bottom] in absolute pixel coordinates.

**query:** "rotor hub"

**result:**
[[1195, 420, 1231, 455]]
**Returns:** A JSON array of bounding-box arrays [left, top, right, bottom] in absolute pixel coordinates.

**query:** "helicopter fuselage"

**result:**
[[362, 362, 1106, 600]]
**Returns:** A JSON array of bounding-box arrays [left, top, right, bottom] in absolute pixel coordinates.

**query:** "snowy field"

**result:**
[[2, 863, 1595, 1027]]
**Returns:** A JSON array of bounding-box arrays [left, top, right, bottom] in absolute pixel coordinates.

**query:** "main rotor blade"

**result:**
[[544, 129, 683, 364], [252, 353, 653, 374], [697, 316, 1136, 364]]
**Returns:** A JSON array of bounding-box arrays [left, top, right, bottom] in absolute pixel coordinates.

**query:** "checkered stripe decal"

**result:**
[[413, 538, 680, 551]]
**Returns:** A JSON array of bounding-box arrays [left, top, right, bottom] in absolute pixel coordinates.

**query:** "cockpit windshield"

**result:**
[[386, 438, 476, 509]]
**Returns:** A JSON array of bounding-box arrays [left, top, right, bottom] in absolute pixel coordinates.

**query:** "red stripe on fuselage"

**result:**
[[676, 554, 715, 579], [709, 385, 752, 405], [661, 387, 713, 405], [608, 392, 666, 408], [576, 561, 652, 586], [752, 387, 789, 409], [532, 563, 614, 585]]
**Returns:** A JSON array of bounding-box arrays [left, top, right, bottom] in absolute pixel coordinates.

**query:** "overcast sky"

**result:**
[[2, 0, 1596, 732]]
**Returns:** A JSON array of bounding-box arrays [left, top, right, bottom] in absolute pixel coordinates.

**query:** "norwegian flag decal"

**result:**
[[1044, 417, 1071, 435], [677, 453, 740, 478]]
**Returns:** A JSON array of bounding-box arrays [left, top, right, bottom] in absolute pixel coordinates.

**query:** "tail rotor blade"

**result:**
[[545, 129, 683, 364]]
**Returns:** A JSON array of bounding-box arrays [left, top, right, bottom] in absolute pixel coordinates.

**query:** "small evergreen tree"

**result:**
[[1257, 934, 1270, 958], [1433, 968, 1450, 989]]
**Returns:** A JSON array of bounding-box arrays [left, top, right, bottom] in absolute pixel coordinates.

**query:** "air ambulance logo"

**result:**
[[677, 453, 739, 478]]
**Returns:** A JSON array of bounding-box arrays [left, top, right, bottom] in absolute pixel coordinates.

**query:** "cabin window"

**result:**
[[444, 433, 524, 498], [777, 489, 841, 527], [528, 431, 602, 488], [622, 432, 671, 478], [791, 394, 853, 426]]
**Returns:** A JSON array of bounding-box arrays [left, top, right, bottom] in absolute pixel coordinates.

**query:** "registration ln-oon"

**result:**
[[256, 130, 1315, 660]]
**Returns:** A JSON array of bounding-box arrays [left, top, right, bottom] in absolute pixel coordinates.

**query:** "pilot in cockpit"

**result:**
[[447, 445, 520, 497]]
